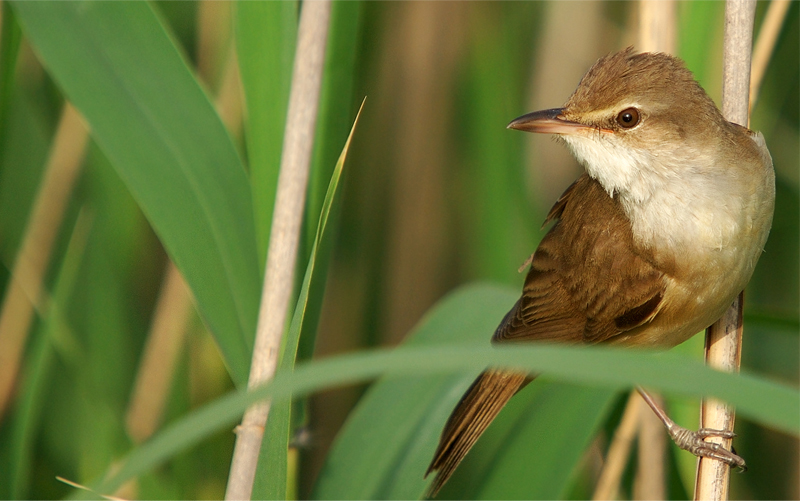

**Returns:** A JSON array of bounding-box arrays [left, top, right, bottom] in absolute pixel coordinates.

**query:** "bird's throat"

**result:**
[[562, 133, 736, 255], [562, 134, 656, 203]]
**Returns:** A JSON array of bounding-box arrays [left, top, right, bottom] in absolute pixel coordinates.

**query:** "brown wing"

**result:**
[[425, 174, 669, 495], [494, 174, 666, 344]]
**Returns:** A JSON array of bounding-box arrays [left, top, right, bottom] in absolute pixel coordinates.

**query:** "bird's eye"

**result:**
[[616, 107, 640, 128]]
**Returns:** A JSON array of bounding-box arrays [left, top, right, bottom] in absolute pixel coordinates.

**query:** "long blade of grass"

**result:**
[[291, 8, 362, 485], [235, 0, 298, 266], [314, 285, 617, 500], [11, 1, 261, 387], [297, 0, 362, 364], [0, 2, 22, 151], [67, 284, 798, 499], [253, 97, 365, 501]]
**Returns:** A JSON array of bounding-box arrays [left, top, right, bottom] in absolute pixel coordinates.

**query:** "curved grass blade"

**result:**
[[312, 284, 519, 500], [297, 0, 363, 365], [11, 1, 260, 386], [435, 382, 616, 500], [66, 284, 798, 499], [313, 280, 616, 500]]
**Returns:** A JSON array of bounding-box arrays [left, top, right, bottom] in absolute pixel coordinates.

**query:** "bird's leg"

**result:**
[[636, 387, 746, 471]]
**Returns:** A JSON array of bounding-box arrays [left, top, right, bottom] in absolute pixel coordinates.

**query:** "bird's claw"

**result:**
[[668, 425, 747, 471]]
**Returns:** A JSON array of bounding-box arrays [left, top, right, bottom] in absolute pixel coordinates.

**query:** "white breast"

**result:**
[[563, 130, 775, 341]]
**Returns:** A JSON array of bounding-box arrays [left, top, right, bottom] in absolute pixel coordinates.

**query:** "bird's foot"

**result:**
[[668, 425, 746, 471]]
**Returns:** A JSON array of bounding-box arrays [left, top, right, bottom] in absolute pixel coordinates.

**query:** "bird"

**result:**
[[424, 47, 775, 497]]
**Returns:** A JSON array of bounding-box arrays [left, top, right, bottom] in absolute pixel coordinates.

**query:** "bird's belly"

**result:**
[[610, 242, 760, 349], [617, 176, 773, 349]]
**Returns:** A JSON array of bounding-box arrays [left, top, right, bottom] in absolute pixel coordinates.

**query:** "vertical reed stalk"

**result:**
[[695, 2, 756, 499], [225, 2, 331, 499], [125, 263, 192, 443], [592, 392, 643, 500]]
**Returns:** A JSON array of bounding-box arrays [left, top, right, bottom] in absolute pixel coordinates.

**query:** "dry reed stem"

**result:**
[[196, 0, 232, 90], [0, 102, 88, 420], [592, 391, 643, 500], [125, 263, 192, 443], [216, 48, 243, 140], [225, 2, 331, 499], [638, 0, 676, 54], [695, 3, 756, 499], [695, 294, 744, 501], [381, 2, 466, 344], [749, 0, 791, 114], [635, 394, 666, 500]]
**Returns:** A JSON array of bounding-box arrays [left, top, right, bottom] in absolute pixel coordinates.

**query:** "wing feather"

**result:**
[[494, 174, 666, 344]]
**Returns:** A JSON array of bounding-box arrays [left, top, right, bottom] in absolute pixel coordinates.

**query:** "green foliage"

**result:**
[[12, 1, 260, 387], [0, 2, 796, 500], [42, 285, 800, 499], [235, 0, 297, 267]]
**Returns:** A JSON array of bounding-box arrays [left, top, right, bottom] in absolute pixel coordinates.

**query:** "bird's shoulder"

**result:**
[[494, 174, 667, 344]]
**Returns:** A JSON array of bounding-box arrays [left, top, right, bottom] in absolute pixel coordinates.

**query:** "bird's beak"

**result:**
[[507, 108, 596, 135]]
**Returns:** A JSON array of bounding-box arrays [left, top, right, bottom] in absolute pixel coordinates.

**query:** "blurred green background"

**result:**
[[0, 1, 796, 499]]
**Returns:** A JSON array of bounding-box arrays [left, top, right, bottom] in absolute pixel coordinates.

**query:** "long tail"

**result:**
[[425, 369, 530, 497]]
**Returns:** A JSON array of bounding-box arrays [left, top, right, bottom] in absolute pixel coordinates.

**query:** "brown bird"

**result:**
[[425, 48, 775, 496]]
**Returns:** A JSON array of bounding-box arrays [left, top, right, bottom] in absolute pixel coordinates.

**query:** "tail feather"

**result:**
[[425, 370, 529, 497]]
